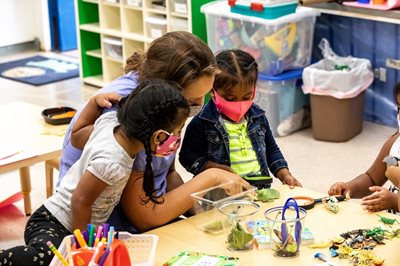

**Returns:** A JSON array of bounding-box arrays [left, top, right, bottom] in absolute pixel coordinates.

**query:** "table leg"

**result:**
[[19, 166, 32, 216]]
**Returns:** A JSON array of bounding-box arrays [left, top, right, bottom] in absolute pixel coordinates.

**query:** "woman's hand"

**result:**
[[361, 186, 398, 212]]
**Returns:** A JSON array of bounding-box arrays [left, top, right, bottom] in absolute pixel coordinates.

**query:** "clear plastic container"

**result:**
[[201, 1, 319, 75], [144, 16, 167, 39], [217, 200, 260, 251], [190, 182, 256, 234], [49, 232, 158, 266], [169, 17, 188, 32], [103, 37, 123, 61], [264, 198, 307, 257]]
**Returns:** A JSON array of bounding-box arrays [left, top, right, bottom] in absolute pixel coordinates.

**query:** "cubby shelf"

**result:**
[[75, 0, 192, 87]]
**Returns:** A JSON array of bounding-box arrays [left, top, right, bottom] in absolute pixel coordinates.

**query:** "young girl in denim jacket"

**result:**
[[180, 49, 302, 189]]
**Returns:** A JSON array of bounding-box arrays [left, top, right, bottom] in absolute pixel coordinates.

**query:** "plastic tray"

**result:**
[[41, 106, 76, 125], [49, 232, 158, 266]]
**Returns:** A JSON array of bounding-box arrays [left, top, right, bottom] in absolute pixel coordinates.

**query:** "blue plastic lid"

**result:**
[[259, 68, 303, 81]]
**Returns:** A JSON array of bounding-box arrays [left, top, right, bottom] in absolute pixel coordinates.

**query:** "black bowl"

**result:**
[[41, 107, 76, 125]]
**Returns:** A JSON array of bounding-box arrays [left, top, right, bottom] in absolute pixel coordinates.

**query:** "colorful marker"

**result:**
[[47, 241, 70, 266], [95, 225, 103, 247], [88, 224, 95, 247], [98, 248, 110, 266], [107, 226, 114, 247], [74, 229, 88, 249]]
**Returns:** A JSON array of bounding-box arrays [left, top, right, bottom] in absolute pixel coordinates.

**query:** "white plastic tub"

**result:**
[[49, 232, 158, 266], [144, 16, 167, 39], [103, 37, 123, 60]]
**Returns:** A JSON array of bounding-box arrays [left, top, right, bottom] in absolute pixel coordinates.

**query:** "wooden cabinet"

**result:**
[[75, 0, 192, 87]]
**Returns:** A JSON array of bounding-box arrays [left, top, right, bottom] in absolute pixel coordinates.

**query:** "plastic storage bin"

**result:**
[[144, 16, 167, 39], [202, 1, 319, 75], [173, 0, 188, 14], [103, 37, 123, 61], [228, 0, 298, 19], [254, 69, 309, 137], [50, 232, 158, 266], [310, 91, 365, 142], [170, 17, 188, 32], [190, 182, 256, 234], [127, 0, 142, 7]]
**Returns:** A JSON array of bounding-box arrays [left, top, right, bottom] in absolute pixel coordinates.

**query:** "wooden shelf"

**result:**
[[80, 23, 101, 32], [170, 12, 188, 18], [102, 1, 120, 7], [86, 49, 102, 58], [104, 56, 124, 63], [124, 4, 143, 11], [146, 8, 167, 15], [83, 75, 104, 87], [75, 0, 192, 87], [308, 2, 400, 25], [82, 0, 99, 3]]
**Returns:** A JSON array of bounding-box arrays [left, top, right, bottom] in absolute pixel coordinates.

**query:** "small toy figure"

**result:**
[[323, 196, 339, 213]]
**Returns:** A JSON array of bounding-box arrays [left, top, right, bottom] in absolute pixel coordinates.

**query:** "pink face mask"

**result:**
[[212, 89, 254, 123], [154, 130, 181, 157]]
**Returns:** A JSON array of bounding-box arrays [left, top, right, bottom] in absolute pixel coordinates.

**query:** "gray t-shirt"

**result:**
[[45, 111, 134, 232]]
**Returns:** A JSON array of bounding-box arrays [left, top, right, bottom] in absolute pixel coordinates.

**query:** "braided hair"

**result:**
[[117, 79, 189, 204], [214, 49, 258, 94]]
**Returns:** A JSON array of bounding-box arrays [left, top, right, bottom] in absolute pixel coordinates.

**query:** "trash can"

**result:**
[[310, 91, 365, 142], [302, 39, 374, 142]]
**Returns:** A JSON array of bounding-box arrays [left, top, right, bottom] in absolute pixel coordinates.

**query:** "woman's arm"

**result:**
[[120, 168, 249, 232], [71, 93, 121, 149], [71, 170, 108, 230]]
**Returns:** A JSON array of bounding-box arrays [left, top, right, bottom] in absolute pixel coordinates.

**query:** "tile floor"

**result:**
[[0, 50, 396, 250]]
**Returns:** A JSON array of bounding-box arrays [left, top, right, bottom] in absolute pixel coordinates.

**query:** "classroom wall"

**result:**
[[0, 0, 51, 51]]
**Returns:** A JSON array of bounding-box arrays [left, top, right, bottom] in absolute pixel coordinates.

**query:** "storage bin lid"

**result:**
[[144, 16, 168, 25], [231, 0, 299, 8], [201, 1, 319, 24], [103, 37, 122, 46], [259, 68, 303, 81]]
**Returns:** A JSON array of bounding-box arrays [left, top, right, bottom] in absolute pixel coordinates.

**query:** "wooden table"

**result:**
[[148, 185, 400, 265], [0, 101, 65, 215]]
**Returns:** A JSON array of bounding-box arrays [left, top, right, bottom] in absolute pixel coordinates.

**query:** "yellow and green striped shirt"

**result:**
[[224, 119, 261, 177]]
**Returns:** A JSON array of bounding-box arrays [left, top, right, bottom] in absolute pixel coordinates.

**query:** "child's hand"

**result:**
[[361, 186, 398, 212], [385, 165, 400, 188], [276, 168, 302, 188], [328, 182, 351, 197], [94, 92, 122, 108], [280, 174, 302, 188]]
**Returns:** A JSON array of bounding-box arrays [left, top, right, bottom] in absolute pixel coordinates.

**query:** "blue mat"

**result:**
[[0, 55, 79, 86]]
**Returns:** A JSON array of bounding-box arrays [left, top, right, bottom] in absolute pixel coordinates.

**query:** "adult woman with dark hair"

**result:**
[[57, 32, 247, 233], [329, 83, 400, 213]]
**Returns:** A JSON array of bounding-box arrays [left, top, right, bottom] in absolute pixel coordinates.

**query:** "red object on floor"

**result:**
[[0, 192, 23, 209]]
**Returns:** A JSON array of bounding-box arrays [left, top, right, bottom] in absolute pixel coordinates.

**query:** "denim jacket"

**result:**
[[179, 100, 289, 178]]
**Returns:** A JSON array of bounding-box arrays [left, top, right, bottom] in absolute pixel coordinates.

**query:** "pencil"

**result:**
[[46, 241, 70, 266]]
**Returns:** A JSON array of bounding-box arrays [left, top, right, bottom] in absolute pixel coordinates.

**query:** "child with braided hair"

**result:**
[[0, 79, 191, 265]]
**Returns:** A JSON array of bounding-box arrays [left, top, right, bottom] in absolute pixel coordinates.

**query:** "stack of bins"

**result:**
[[201, 1, 319, 136]]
